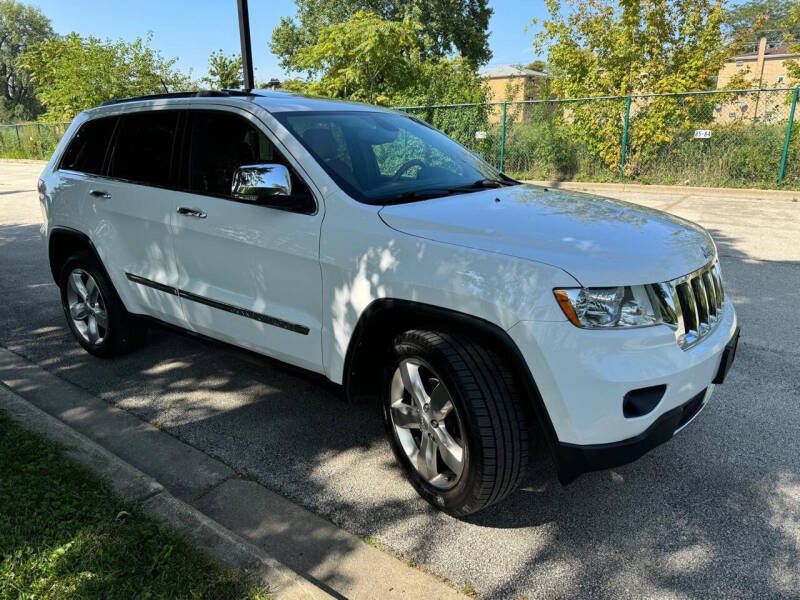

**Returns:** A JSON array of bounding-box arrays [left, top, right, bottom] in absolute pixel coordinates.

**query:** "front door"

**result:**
[[170, 108, 324, 373]]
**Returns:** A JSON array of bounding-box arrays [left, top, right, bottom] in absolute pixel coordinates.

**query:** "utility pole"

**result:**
[[237, 0, 255, 91]]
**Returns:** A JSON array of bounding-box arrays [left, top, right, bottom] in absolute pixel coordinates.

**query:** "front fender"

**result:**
[[319, 206, 576, 385]]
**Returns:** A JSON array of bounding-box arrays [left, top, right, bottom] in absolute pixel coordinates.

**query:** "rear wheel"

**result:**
[[383, 330, 528, 516], [59, 253, 141, 357]]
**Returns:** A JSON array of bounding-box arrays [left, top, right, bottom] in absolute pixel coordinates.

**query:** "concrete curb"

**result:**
[[525, 180, 800, 201], [0, 346, 467, 599], [0, 382, 333, 600]]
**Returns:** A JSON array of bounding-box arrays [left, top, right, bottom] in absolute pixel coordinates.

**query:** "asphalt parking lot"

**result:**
[[2, 160, 799, 599]]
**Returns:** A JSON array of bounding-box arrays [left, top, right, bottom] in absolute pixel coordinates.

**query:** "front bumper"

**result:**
[[508, 299, 738, 482], [555, 385, 720, 484]]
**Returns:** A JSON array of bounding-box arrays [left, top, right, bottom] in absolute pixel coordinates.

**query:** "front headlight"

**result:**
[[553, 285, 663, 329]]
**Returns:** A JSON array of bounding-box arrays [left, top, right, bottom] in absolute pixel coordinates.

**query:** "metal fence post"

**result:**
[[500, 101, 507, 172], [14, 125, 21, 151], [620, 95, 632, 179], [36, 122, 43, 158], [778, 87, 799, 187]]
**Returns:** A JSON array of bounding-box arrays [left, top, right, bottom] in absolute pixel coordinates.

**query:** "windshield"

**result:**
[[272, 110, 518, 205]]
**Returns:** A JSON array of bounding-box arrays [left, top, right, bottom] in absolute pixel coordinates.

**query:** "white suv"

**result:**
[[39, 90, 739, 516]]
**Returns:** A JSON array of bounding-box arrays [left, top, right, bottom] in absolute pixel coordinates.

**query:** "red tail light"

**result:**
[[37, 179, 44, 192]]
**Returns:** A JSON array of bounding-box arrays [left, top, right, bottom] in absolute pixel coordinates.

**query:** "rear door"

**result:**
[[93, 109, 185, 325], [50, 114, 118, 229], [170, 107, 325, 372]]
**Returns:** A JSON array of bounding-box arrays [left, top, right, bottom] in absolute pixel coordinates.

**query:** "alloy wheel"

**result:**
[[389, 359, 466, 490], [65, 268, 108, 345]]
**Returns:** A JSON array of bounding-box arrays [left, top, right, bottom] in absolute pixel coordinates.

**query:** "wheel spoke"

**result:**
[[433, 427, 464, 477], [69, 301, 89, 321], [429, 381, 454, 420], [390, 358, 467, 491], [69, 272, 88, 301], [85, 276, 99, 304], [93, 309, 109, 330], [391, 402, 420, 429], [417, 434, 438, 481], [400, 361, 429, 408], [87, 315, 99, 343]]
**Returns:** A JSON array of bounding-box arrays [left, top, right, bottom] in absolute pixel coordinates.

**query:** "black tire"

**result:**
[[58, 252, 141, 357], [382, 330, 528, 516]]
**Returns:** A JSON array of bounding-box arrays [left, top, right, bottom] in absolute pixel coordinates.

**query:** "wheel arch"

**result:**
[[343, 298, 562, 464], [48, 227, 107, 284]]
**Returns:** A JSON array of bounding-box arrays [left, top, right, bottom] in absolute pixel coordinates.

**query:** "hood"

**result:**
[[378, 184, 715, 287]]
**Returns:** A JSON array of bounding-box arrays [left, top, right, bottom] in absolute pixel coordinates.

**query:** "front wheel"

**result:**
[[383, 330, 528, 516]]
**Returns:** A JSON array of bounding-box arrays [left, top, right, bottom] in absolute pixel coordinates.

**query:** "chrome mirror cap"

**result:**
[[231, 164, 292, 201]]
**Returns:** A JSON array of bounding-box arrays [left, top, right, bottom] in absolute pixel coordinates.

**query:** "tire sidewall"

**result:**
[[59, 253, 125, 358], [382, 334, 487, 515]]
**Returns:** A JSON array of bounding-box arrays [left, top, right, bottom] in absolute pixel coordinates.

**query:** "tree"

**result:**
[[270, 0, 493, 72], [0, 0, 53, 121], [284, 12, 419, 104], [534, 0, 734, 172], [283, 11, 486, 106], [536, 0, 731, 98], [202, 49, 242, 90], [20, 32, 192, 121], [282, 11, 488, 149], [724, 0, 792, 48], [783, 3, 800, 84], [524, 60, 547, 73]]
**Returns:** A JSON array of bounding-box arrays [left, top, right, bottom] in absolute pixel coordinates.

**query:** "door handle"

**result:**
[[89, 189, 111, 199], [177, 207, 207, 219]]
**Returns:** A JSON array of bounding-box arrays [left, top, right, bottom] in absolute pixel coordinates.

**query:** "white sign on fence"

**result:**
[[474, 131, 487, 139], [693, 129, 712, 139]]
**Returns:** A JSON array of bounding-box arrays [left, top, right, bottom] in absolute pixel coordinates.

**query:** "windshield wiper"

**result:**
[[378, 188, 455, 204], [448, 178, 514, 193], [378, 178, 519, 204]]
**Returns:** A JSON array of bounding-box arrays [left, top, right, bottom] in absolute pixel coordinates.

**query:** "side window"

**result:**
[[281, 117, 354, 184], [60, 116, 117, 175], [107, 111, 179, 187], [186, 110, 310, 198]]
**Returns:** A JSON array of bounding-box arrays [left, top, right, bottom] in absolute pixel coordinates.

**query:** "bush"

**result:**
[[502, 121, 577, 179], [636, 122, 790, 188], [499, 117, 615, 182], [0, 122, 69, 159]]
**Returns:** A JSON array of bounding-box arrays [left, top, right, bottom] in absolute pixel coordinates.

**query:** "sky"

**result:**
[[27, 0, 551, 82]]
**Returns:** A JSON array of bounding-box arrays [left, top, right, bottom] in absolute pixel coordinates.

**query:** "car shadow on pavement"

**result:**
[[2, 221, 799, 599]]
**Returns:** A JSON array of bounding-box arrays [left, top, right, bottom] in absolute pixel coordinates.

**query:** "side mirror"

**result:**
[[231, 164, 292, 201]]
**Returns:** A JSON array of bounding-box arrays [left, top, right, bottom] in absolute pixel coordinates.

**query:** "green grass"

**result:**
[[0, 412, 268, 599]]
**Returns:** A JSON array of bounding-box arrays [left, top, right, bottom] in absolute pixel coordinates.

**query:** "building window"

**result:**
[[735, 60, 743, 67], [777, 75, 786, 84]]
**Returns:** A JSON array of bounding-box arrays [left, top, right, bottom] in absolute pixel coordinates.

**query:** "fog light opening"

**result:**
[[623, 385, 667, 418]]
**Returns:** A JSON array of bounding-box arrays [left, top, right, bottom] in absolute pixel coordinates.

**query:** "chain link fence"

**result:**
[[401, 87, 800, 190], [3, 89, 799, 190], [0, 122, 70, 160]]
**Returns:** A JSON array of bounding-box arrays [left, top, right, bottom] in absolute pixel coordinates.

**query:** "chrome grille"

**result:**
[[652, 260, 725, 350]]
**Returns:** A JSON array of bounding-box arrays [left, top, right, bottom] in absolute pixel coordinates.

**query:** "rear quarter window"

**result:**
[[59, 116, 117, 175]]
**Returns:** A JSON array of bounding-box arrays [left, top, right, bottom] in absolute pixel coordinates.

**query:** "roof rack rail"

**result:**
[[99, 89, 255, 107]]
